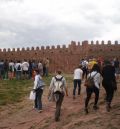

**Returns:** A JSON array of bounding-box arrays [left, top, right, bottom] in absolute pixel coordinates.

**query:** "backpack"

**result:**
[[54, 76, 63, 93], [17, 64, 21, 71], [84, 72, 97, 88], [9, 65, 13, 72]]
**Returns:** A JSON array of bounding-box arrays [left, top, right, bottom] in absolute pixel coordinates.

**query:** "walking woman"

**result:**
[[84, 64, 101, 114], [33, 69, 45, 112]]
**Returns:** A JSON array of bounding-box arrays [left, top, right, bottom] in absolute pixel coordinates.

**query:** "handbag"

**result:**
[[84, 78, 94, 88], [29, 90, 36, 100]]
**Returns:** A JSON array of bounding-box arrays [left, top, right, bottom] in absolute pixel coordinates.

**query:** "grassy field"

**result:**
[[0, 79, 32, 106], [0, 74, 73, 106]]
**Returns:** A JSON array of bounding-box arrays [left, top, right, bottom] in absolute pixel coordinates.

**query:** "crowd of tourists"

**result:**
[[0, 56, 119, 122], [31, 57, 119, 122], [0, 58, 49, 80], [74, 57, 118, 113]]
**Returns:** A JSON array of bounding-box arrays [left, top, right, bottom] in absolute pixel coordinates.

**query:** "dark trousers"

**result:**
[[82, 67, 88, 79], [43, 66, 46, 76], [35, 89, 43, 110], [73, 79, 81, 96], [16, 71, 21, 80], [3, 70, 8, 79], [28, 70, 32, 79], [45, 67, 49, 76], [54, 92, 64, 121], [85, 86, 99, 108], [102, 80, 114, 103]]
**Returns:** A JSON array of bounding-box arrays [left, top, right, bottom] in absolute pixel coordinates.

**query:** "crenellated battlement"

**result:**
[[0, 40, 120, 73], [0, 40, 119, 52]]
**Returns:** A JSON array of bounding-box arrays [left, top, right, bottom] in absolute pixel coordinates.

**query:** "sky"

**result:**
[[0, 0, 120, 49]]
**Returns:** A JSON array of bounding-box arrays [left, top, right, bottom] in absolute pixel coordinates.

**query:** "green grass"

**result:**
[[42, 74, 53, 86], [0, 74, 73, 106], [0, 79, 33, 106]]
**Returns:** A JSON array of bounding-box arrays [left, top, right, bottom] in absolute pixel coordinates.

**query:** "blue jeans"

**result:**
[[73, 79, 81, 96], [35, 89, 43, 110], [16, 71, 22, 80], [28, 69, 32, 79]]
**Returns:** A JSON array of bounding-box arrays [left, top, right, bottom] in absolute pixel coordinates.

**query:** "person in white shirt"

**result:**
[[38, 60, 43, 76], [81, 59, 88, 79], [73, 65, 83, 99], [22, 59, 29, 79], [15, 60, 22, 80], [84, 64, 101, 114]]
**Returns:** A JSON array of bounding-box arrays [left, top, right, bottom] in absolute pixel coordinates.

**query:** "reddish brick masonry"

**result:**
[[0, 40, 120, 73]]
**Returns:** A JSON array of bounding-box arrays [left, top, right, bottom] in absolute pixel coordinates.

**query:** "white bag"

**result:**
[[29, 91, 36, 100]]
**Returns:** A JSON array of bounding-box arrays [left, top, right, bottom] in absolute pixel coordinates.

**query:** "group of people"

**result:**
[[80, 57, 120, 80], [0, 58, 49, 80], [32, 57, 118, 122], [73, 58, 118, 114]]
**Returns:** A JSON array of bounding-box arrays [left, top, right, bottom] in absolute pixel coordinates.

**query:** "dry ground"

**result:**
[[0, 80, 120, 129]]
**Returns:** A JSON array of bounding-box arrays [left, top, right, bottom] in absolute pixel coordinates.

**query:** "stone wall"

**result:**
[[0, 40, 120, 73]]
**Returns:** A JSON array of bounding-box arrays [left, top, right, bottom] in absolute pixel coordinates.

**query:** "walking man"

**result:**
[[73, 65, 83, 99], [48, 70, 68, 121], [102, 60, 117, 112]]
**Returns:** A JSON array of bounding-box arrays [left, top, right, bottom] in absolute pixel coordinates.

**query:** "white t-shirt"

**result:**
[[15, 63, 22, 71], [82, 60, 88, 68], [38, 62, 43, 70], [22, 62, 29, 71], [9, 62, 15, 71], [74, 68, 83, 80]]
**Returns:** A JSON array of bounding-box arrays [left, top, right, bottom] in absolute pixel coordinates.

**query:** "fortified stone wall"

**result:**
[[0, 40, 120, 73]]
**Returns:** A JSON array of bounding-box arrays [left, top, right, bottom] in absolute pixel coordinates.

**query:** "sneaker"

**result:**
[[33, 106, 37, 110], [84, 108, 88, 114], [106, 105, 110, 112], [55, 117, 60, 122], [93, 105, 99, 110], [38, 109, 43, 113]]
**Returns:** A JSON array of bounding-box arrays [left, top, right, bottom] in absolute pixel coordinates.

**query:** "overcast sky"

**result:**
[[0, 0, 120, 49]]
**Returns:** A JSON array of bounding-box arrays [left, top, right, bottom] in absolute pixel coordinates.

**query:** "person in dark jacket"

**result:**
[[102, 60, 117, 112], [3, 60, 9, 80], [0, 60, 4, 80]]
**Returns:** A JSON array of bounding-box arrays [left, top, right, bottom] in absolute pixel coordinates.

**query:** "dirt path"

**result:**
[[0, 83, 120, 129]]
